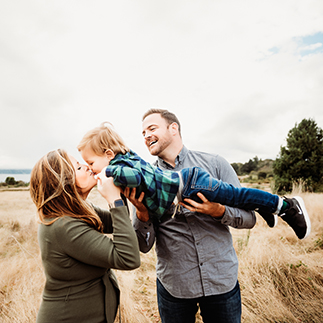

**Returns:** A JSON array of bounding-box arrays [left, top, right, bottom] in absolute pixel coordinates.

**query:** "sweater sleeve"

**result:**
[[92, 204, 113, 234], [56, 207, 140, 270]]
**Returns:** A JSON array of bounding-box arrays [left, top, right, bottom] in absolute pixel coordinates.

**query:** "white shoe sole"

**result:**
[[294, 196, 311, 239], [272, 213, 278, 228]]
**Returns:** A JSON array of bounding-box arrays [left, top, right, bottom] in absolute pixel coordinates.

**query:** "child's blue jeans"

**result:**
[[179, 167, 279, 215]]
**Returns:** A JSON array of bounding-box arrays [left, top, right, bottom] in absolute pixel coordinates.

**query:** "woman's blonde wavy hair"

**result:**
[[29, 149, 103, 232]]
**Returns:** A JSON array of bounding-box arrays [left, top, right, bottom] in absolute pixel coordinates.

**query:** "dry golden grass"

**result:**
[[0, 187, 322, 322], [0, 190, 42, 322], [234, 193, 323, 322]]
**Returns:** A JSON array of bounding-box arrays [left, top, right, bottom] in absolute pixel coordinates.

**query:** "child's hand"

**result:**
[[96, 170, 121, 204]]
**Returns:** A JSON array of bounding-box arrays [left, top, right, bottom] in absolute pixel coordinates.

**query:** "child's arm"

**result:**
[[105, 164, 142, 188]]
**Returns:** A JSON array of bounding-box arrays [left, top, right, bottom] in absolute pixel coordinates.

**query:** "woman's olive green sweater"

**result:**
[[37, 205, 140, 323]]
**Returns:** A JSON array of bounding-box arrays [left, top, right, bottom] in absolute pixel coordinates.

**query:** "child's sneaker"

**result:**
[[260, 211, 278, 228], [280, 196, 311, 239]]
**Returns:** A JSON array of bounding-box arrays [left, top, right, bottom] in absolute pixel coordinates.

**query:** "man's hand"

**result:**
[[123, 187, 149, 222], [179, 192, 225, 218]]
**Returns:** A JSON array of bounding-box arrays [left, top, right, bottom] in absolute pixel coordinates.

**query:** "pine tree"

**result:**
[[273, 118, 323, 192]]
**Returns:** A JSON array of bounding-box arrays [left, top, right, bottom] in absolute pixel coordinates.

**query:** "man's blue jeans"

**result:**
[[179, 167, 279, 216], [157, 279, 241, 323]]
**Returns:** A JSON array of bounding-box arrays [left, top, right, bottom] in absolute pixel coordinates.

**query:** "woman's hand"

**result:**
[[123, 187, 149, 222], [179, 192, 226, 218], [96, 168, 121, 204]]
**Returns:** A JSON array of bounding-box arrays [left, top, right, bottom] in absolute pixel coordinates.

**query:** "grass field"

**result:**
[[0, 187, 322, 322]]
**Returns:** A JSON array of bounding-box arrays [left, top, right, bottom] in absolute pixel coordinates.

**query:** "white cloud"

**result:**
[[300, 43, 323, 51], [1, 0, 323, 168]]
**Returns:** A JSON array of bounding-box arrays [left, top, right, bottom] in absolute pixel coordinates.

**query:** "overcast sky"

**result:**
[[1, 0, 323, 169]]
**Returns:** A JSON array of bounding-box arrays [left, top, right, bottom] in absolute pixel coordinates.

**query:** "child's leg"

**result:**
[[180, 167, 279, 213], [179, 167, 311, 239]]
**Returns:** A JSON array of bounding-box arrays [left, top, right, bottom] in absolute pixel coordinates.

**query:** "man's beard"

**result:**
[[148, 137, 172, 156]]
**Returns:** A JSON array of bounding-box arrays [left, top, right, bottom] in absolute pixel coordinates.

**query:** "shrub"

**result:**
[[5, 177, 16, 186]]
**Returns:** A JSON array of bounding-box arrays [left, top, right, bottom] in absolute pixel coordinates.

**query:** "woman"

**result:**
[[30, 149, 140, 323]]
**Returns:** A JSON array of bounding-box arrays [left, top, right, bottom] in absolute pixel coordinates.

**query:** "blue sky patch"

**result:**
[[268, 47, 279, 55], [297, 32, 323, 56], [301, 32, 323, 45], [267, 32, 323, 57]]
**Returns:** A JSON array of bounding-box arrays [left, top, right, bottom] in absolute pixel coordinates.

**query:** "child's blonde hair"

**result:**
[[77, 122, 130, 156]]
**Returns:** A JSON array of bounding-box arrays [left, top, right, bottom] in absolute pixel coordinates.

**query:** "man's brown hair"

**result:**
[[142, 108, 182, 137]]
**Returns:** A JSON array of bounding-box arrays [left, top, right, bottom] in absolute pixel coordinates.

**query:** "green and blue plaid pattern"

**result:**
[[105, 150, 180, 218]]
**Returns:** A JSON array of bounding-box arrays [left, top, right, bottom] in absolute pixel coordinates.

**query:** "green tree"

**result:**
[[231, 162, 241, 175], [241, 156, 259, 174], [273, 118, 323, 192], [5, 177, 16, 185], [258, 171, 267, 179]]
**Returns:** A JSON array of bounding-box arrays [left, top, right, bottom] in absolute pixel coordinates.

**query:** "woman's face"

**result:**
[[69, 155, 97, 197]]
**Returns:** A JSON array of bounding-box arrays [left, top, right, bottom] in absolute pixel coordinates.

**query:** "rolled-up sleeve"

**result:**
[[132, 207, 156, 253], [215, 155, 256, 229]]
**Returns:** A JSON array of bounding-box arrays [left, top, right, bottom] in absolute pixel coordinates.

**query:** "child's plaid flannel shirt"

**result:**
[[105, 150, 180, 219]]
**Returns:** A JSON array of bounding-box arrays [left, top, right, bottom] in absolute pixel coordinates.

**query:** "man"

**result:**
[[129, 108, 256, 323]]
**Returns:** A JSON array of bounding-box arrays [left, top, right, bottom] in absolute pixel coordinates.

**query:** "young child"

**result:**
[[78, 122, 311, 240]]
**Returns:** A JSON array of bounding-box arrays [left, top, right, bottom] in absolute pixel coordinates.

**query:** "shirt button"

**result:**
[[200, 263, 203, 266]]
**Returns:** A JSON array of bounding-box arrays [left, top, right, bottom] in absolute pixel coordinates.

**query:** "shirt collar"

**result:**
[[157, 145, 188, 169]]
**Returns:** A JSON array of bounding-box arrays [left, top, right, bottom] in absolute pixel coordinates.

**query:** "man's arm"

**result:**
[[132, 211, 156, 253], [215, 154, 256, 229], [181, 154, 256, 229], [123, 187, 156, 253]]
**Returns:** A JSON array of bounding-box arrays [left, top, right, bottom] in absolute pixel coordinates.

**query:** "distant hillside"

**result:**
[[0, 169, 31, 174], [231, 157, 274, 176], [256, 159, 274, 173]]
